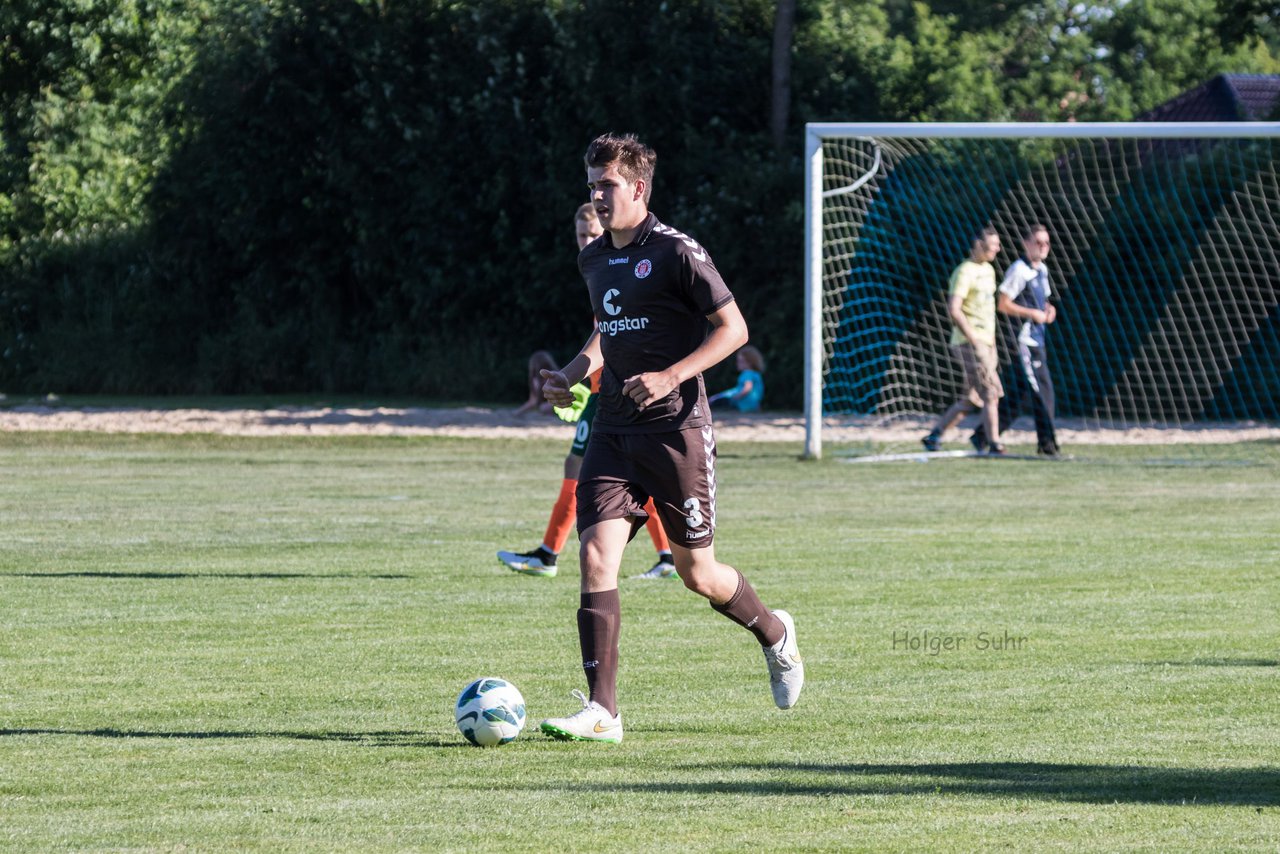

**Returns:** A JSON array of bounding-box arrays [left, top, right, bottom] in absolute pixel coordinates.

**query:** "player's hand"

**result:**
[[1030, 308, 1048, 324], [540, 369, 575, 407], [622, 370, 678, 410], [1045, 304, 1057, 324]]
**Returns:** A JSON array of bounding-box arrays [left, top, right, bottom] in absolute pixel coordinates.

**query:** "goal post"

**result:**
[[803, 122, 1280, 459]]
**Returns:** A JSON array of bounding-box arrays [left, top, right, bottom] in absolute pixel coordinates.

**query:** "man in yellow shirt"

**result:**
[[922, 228, 1005, 455]]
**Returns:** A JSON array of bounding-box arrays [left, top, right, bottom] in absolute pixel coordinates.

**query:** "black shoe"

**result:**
[[969, 433, 989, 453], [1037, 443, 1060, 458], [987, 443, 1007, 456], [921, 433, 941, 452]]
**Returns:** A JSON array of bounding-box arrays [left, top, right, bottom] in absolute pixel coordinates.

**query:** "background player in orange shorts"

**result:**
[[497, 203, 674, 579]]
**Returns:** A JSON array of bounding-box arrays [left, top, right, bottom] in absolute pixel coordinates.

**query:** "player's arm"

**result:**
[[997, 292, 1047, 324], [541, 330, 604, 408], [622, 300, 748, 410], [947, 293, 984, 348], [997, 265, 1049, 324]]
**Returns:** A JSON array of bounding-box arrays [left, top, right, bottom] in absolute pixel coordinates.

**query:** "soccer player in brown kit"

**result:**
[[537, 133, 804, 743]]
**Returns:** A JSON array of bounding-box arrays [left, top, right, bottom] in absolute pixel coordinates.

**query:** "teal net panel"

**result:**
[[819, 133, 1280, 426]]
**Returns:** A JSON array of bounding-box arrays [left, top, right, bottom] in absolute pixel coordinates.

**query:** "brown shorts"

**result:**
[[576, 426, 718, 549], [955, 342, 1003, 407]]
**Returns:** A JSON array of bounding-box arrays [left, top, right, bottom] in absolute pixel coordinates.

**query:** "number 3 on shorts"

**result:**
[[683, 497, 703, 528]]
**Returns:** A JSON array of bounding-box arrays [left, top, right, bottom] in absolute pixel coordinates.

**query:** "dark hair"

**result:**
[[1023, 223, 1048, 240], [584, 133, 656, 204], [738, 345, 765, 372], [971, 226, 999, 248]]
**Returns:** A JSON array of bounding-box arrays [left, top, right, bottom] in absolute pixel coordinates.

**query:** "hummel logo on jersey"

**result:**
[[608, 257, 629, 265]]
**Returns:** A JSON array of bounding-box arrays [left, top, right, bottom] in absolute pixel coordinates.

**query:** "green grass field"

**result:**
[[1, 432, 1277, 851]]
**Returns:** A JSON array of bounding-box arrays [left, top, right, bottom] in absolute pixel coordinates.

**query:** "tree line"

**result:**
[[1, 0, 1276, 405]]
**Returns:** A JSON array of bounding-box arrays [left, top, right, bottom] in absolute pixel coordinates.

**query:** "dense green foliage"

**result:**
[[2, 1, 1276, 402]]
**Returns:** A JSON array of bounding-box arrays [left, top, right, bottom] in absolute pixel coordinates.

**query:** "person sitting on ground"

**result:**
[[709, 345, 765, 412], [515, 350, 560, 416]]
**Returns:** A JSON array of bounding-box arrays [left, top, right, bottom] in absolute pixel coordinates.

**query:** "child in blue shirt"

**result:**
[[709, 345, 765, 412]]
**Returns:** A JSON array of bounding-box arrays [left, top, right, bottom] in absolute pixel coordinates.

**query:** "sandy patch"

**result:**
[[0, 404, 1276, 446]]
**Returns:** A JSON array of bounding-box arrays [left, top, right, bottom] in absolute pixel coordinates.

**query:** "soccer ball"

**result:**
[[454, 677, 526, 746]]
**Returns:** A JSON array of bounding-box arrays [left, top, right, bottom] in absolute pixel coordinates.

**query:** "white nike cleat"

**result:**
[[539, 689, 623, 743], [762, 609, 804, 709], [496, 547, 557, 578], [636, 558, 677, 580]]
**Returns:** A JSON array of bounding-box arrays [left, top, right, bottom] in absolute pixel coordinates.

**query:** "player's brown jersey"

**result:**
[[578, 212, 735, 433]]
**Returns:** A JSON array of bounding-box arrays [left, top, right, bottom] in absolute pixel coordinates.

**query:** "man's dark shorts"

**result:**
[[576, 425, 718, 549]]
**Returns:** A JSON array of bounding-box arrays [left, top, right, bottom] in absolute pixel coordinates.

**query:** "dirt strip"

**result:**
[[1, 404, 1277, 445]]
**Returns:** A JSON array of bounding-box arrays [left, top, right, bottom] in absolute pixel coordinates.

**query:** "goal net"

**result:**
[[803, 122, 1280, 458]]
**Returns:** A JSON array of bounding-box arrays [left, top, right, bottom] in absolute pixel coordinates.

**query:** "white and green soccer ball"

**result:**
[[454, 677, 526, 746]]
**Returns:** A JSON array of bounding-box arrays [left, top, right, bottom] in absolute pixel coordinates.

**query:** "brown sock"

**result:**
[[711, 570, 785, 647], [578, 589, 621, 717]]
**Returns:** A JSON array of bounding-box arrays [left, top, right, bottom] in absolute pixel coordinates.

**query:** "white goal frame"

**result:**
[[804, 121, 1280, 459]]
